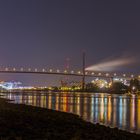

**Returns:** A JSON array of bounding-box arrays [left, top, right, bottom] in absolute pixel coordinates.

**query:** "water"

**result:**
[[1, 92, 140, 134]]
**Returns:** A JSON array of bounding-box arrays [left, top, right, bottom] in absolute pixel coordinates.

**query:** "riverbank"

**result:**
[[0, 98, 139, 140]]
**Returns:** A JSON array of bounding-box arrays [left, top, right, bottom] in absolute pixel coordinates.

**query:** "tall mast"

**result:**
[[82, 51, 85, 90]]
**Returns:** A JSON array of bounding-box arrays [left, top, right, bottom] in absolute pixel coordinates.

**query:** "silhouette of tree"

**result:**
[[86, 83, 99, 91], [129, 78, 140, 92], [110, 82, 128, 93]]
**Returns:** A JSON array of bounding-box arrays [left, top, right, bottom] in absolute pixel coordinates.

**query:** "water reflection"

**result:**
[[2, 92, 140, 133]]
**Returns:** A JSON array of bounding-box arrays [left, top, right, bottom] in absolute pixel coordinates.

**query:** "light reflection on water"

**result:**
[[1, 92, 140, 134]]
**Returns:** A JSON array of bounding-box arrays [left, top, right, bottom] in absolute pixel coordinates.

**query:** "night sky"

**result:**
[[0, 0, 140, 86]]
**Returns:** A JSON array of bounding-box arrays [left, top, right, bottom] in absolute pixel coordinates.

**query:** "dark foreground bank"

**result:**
[[0, 99, 139, 140]]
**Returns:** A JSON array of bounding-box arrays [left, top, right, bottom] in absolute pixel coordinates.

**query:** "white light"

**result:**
[[5, 68, 8, 71], [123, 74, 126, 77], [131, 74, 134, 78], [71, 70, 74, 74], [13, 68, 16, 71], [132, 86, 136, 90], [28, 68, 31, 71], [92, 79, 108, 88], [49, 69, 52, 72], [91, 72, 94, 75], [78, 71, 81, 74], [106, 73, 109, 76], [120, 78, 123, 81], [114, 78, 119, 81], [114, 73, 117, 76], [35, 68, 37, 72], [57, 69, 60, 73], [20, 68, 23, 71], [85, 72, 88, 75], [64, 70, 67, 73], [98, 73, 101, 76], [42, 69, 45, 72]]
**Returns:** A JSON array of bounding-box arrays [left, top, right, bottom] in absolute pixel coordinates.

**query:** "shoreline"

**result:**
[[0, 98, 139, 140]]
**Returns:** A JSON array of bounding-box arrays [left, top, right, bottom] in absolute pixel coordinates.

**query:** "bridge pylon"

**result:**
[[82, 51, 86, 91]]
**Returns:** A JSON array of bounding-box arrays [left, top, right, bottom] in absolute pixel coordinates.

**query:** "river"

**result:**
[[1, 92, 140, 134]]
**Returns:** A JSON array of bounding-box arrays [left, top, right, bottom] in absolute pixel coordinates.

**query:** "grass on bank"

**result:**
[[0, 98, 139, 140]]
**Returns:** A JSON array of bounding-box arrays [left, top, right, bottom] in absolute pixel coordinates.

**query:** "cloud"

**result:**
[[85, 57, 136, 71]]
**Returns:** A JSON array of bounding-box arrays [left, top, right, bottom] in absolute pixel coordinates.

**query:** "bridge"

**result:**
[[0, 66, 138, 91], [0, 67, 137, 79], [0, 54, 138, 90]]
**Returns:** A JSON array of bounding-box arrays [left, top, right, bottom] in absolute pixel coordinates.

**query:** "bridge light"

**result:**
[[78, 71, 81, 74], [106, 73, 109, 77], [49, 69, 52, 72], [42, 69, 45, 72], [35, 68, 38, 72], [85, 72, 88, 75], [28, 68, 31, 71], [20, 68, 23, 71], [13, 68, 16, 71], [91, 72, 94, 75], [64, 70, 67, 73], [71, 70, 74, 74], [5, 68, 8, 71], [114, 73, 117, 76], [57, 69, 60, 73], [98, 73, 101, 76]]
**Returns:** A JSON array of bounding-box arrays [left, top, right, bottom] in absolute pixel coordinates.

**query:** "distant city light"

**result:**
[[0, 81, 22, 90], [132, 86, 136, 91], [123, 74, 126, 77], [91, 79, 108, 88]]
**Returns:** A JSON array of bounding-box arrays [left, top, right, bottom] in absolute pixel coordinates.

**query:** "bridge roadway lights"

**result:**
[[42, 69, 45, 72], [0, 68, 138, 80]]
